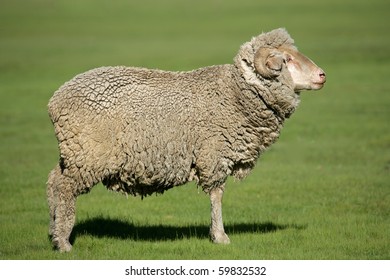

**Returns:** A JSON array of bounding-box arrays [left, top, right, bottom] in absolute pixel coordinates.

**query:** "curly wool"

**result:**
[[48, 28, 300, 198]]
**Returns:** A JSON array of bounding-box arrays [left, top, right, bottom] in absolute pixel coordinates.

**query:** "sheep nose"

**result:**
[[318, 70, 326, 83]]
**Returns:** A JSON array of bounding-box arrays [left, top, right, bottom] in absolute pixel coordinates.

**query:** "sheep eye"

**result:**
[[285, 55, 293, 63]]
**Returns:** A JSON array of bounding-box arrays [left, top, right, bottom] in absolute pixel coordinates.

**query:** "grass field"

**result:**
[[0, 0, 389, 259]]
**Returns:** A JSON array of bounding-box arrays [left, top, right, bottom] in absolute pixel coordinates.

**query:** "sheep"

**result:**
[[47, 28, 326, 252]]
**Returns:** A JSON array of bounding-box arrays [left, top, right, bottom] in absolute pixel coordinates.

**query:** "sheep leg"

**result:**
[[47, 164, 77, 252], [209, 185, 230, 244], [47, 167, 58, 238]]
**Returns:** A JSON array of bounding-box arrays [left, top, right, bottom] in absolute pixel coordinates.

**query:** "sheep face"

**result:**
[[254, 45, 326, 92], [280, 46, 326, 91]]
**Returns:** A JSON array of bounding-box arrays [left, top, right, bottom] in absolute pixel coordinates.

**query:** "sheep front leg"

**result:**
[[47, 164, 77, 252], [209, 185, 230, 244]]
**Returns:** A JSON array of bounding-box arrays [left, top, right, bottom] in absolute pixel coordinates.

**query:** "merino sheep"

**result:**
[[47, 28, 326, 252]]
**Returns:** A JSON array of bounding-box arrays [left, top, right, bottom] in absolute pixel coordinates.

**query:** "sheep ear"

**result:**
[[254, 48, 284, 78]]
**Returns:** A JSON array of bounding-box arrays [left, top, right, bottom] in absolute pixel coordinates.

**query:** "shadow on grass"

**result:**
[[70, 217, 306, 244]]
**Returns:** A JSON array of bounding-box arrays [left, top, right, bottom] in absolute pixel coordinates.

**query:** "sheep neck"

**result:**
[[232, 63, 300, 122]]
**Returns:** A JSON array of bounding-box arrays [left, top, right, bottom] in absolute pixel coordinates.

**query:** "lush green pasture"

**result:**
[[0, 0, 389, 259]]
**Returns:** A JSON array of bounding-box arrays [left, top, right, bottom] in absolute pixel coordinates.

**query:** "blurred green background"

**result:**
[[0, 0, 389, 259]]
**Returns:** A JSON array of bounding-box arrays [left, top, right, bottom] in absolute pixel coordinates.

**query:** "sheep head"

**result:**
[[254, 45, 326, 91], [236, 28, 326, 92], [278, 45, 326, 91]]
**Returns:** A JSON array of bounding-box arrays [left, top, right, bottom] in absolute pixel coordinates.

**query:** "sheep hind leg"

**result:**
[[47, 164, 77, 252], [209, 185, 230, 244]]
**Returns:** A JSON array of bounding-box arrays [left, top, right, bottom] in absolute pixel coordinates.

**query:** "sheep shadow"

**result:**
[[70, 217, 306, 244]]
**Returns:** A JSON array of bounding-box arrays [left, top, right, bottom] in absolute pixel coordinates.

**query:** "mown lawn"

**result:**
[[0, 0, 389, 259]]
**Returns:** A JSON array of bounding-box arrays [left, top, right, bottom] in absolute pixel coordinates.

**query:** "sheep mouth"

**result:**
[[311, 81, 325, 90]]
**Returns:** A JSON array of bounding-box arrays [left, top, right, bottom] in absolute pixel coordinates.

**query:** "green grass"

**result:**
[[0, 0, 389, 259]]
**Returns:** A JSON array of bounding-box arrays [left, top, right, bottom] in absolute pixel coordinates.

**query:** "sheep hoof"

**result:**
[[53, 238, 72, 252], [58, 242, 72, 253], [211, 232, 231, 244]]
